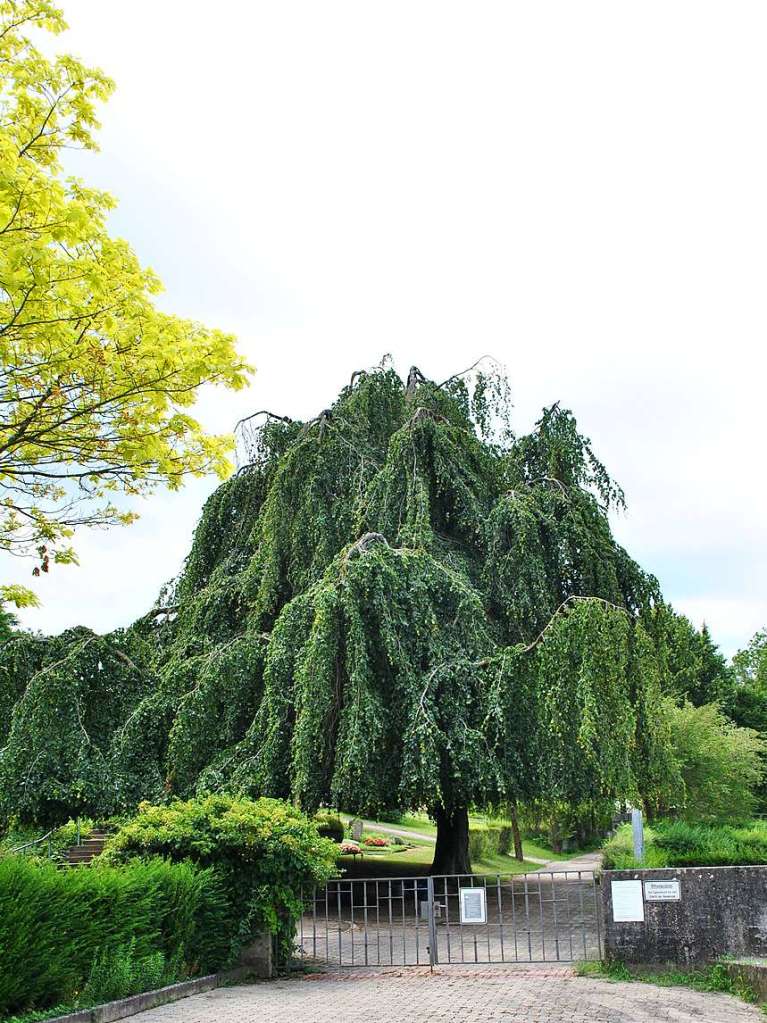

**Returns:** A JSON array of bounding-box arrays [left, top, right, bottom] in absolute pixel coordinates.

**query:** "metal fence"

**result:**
[[294, 870, 601, 970]]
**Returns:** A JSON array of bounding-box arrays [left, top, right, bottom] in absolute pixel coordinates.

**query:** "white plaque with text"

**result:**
[[644, 880, 681, 902], [611, 879, 644, 922], [459, 886, 487, 924]]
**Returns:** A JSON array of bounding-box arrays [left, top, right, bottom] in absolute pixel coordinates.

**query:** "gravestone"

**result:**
[[350, 818, 363, 841]]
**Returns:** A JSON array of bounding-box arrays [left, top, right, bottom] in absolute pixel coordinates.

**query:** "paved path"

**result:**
[[532, 851, 603, 876], [356, 820, 439, 844], [129, 967, 761, 1022]]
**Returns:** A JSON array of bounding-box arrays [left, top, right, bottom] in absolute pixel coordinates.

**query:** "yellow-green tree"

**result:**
[[0, 1, 251, 605]]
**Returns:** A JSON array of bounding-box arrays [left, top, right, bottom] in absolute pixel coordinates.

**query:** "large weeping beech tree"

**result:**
[[0, 361, 674, 872]]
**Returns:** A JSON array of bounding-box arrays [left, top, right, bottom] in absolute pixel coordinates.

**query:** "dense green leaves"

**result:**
[[103, 795, 337, 960], [660, 701, 766, 821], [0, 856, 230, 1017], [0, 362, 682, 849]]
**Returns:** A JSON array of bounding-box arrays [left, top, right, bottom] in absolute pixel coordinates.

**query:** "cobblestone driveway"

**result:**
[[131, 967, 761, 1022]]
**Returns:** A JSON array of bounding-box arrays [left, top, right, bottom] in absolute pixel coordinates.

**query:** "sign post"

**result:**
[[631, 807, 644, 863]]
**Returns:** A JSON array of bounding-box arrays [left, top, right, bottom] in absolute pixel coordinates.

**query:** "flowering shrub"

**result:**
[[362, 835, 389, 847], [103, 795, 337, 962], [339, 841, 361, 855]]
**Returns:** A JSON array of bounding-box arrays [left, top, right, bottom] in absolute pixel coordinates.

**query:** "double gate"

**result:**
[[294, 870, 601, 969]]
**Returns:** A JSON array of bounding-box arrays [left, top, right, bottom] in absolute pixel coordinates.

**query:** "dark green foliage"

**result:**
[[0, 361, 679, 864], [0, 632, 48, 746], [467, 825, 512, 861], [724, 629, 767, 810], [0, 856, 230, 1017], [313, 812, 344, 842], [102, 794, 337, 961], [79, 940, 178, 1008], [246, 543, 496, 817], [732, 629, 767, 692], [0, 628, 154, 825], [659, 612, 732, 706]]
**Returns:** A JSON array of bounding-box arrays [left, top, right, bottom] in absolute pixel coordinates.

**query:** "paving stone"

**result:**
[[126, 965, 761, 1022]]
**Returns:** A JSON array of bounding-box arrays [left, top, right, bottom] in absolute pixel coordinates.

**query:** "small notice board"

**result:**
[[459, 887, 487, 924], [611, 879, 644, 922], [644, 880, 681, 902]]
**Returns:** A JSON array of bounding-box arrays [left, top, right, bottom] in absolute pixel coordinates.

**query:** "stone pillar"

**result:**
[[238, 932, 273, 979]]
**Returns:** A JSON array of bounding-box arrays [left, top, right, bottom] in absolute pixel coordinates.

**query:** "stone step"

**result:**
[[60, 829, 111, 868]]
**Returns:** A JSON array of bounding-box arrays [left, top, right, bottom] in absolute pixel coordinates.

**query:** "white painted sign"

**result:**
[[644, 880, 681, 902], [611, 879, 644, 922], [459, 887, 487, 924]]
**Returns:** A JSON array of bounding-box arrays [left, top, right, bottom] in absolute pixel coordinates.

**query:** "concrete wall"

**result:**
[[602, 866, 767, 964]]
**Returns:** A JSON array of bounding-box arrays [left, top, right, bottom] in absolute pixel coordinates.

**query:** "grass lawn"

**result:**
[[336, 827, 541, 878], [338, 811, 571, 863]]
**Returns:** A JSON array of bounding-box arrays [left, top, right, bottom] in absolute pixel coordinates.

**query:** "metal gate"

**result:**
[[295, 870, 601, 969]]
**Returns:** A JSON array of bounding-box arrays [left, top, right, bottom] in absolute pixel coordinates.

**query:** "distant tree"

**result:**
[[727, 629, 767, 807], [732, 629, 767, 691], [661, 700, 766, 822], [661, 612, 733, 706], [0, 1, 250, 606], [729, 631, 767, 735]]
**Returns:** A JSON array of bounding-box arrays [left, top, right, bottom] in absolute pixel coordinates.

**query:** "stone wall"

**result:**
[[602, 866, 767, 964]]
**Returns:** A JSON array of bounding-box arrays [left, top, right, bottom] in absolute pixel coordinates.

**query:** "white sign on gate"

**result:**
[[459, 886, 487, 924]]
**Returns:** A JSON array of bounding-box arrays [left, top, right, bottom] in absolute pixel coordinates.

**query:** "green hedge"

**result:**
[[313, 812, 344, 843], [0, 856, 230, 1018], [602, 820, 767, 869], [103, 795, 338, 962], [468, 825, 512, 862]]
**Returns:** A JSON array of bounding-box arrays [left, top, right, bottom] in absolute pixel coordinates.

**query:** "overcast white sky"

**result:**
[[4, 1, 766, 656]]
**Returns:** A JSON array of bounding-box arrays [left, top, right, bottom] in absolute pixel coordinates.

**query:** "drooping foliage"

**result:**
[[0, 627, 154, 825], [0, 359, 684, 860]]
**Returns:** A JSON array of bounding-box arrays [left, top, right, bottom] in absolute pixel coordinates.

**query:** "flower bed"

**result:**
[[362, 835, 389, 847]]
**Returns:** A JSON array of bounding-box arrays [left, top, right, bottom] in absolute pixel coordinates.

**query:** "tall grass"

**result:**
[[0, 856, 232, 1017]]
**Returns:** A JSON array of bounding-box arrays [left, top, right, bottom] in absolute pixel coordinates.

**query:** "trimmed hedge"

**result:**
[[313, 812, 344, 843], [103, 795, 338, 962], [468, 825, 513, 862], [0, 856, 230, 1018]]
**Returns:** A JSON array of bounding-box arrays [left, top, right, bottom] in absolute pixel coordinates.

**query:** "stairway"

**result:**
[[61, 828, 110, 867]]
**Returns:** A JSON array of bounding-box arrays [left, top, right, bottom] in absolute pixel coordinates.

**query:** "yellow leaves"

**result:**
[[0, 582, 41, 608], [0, 2, 253, 572]]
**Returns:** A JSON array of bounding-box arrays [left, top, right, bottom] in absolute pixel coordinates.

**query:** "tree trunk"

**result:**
[[509, 802, 524, 862], [430, 805, 471, 875]]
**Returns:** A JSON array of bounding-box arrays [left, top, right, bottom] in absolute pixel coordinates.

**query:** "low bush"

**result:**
[[103, 795, 338, 963], [313, 812, 344, 843], [602, 819, 767, 869], [0, 855, 229, 1018]]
